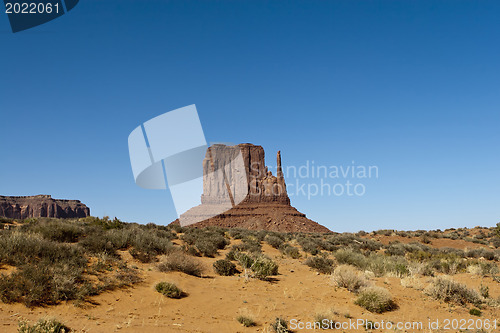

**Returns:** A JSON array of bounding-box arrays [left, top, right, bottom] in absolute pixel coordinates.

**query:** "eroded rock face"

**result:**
[[0, 195, 90, 219], [176, 144, 330, 233]]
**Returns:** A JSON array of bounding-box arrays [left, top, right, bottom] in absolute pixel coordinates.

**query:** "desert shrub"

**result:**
[[213, 259, 237, 276], [235, 252, 254, 269], [240, 237, 262, 253], [195, 238, 218, 257], [279, 244, 301, 259], [354, 286, 397, 313], [30, 220, 84, 243], [0, 263, 84, 307], [157, 251, 204, 277], [479, 284, 489, 299], [426, 277, 483, 306], [129, 248, 158, 263], [236, 315, 256, 327], [297, 236, 320, 255], [421, 234, 432, 244], [332, 265, 368, 293], [465, 248, 496, 260], [184, 245, 201, 257], [130, 228, 174, 255], [83, 216, 125, 230], [18, 318, 70, 333], [374, 229, 393, 236], [250, 255, 279, 279], [270, 317, 291, 333], [0, 231, 86, 267], [305, 256, 334, 274], [265, 235, 284, 249], [79, 232, 119, 257], [469, 308, 482, 316], [182, 229, 229, 257], [491, 238, 500, 248], [334, 248, 367, 269], [313, 313, 335, 330], [467, 262, 499, 276], [366, 254, 409, 277], [155, 282, 183, 298]]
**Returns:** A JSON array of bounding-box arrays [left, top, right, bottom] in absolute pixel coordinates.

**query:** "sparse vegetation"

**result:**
[[469, 308, 482, 316], [250, 254, 279, 280], [270, 317, 291, 333], [18, 318, 69, 333], [426, 277, 483, 306], [354, 286, 397, 313], [236, 315, 256, 327], [213, 259, 237, 276], [332, 265, 369, 293], [304, 256, 334, 274], [155, 282, 183, 299], [157, 251, 204, 277]]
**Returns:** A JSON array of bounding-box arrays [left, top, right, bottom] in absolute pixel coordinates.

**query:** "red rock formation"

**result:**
[[0, 195, 90, 219], [174, 144, 330, 233]]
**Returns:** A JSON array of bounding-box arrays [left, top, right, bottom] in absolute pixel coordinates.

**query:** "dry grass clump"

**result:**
[[236, 315, 256, 327], [270, 317, 291, 333], [426, 276, 483, 306], [157, 251, 204, 277], [332, 265, 369, 293], [354, 286, 397, 313], [18, 317, 69, 333], [400, 275, 423, 290]]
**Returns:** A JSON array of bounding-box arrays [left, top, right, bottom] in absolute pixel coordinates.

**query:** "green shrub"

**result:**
[[297, 237, 320, 255], [155, 282, 183, 299], [236, 315, 256, 327], [279, 244, 301, 259], [235, 252, 255, 269], [31, 220, 84, 243], [18, 318, 69, 333], [250, 255, 279, 280], [83, 216, 125, 230], [305, 256, 334, 274], [157, 251, 204, 277], [0, 231, 86, 267], [469, 308, 482, 316], [354, 286, 397, 313], [213, 259, 237, 276], [265, 235, 284, 249], [426, 277, 483, 306], [334, 249, 367, 269], [366, 254, 409, 277], [270, 317, 291, 333], [332, 265, 368, 293], [195, 238, 218, 257]]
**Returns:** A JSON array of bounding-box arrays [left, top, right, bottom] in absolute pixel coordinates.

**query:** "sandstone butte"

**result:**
[[0, 194, 90, 219], [172, 143, 331, 233]]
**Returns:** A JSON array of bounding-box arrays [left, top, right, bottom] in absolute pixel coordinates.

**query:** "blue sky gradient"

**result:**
[[1, 1, 499, 231]]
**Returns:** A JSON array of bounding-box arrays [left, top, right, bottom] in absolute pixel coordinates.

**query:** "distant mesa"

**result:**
[[173, 143, 330, 233], [0, 194, 90, 219]]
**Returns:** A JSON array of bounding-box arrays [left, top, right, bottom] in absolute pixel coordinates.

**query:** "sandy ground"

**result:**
[[1, 241, 499, 332]]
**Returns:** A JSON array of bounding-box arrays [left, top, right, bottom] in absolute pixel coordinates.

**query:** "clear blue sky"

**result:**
[[1, 1, 499, 232]]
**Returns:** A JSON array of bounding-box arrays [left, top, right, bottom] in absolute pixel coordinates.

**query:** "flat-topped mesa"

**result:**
[[0, 195, 90, 219], [177, 143, 330, 233]]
